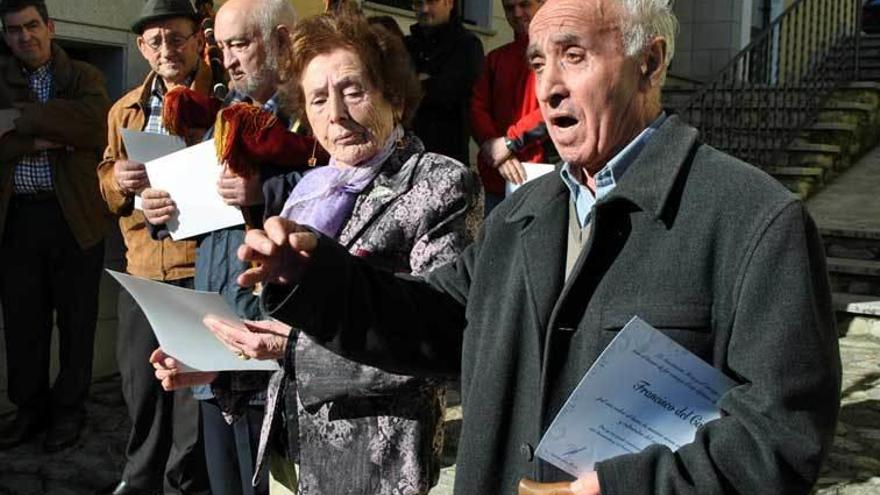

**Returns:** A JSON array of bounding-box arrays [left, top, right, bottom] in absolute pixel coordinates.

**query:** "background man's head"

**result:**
[[528, 0, 676, 172], [502, 0, 542, 37], [413, 0, 454, 27], [1, 0, 53, 70], [215, 0, 297, 103], [133, 0, 204, 86]]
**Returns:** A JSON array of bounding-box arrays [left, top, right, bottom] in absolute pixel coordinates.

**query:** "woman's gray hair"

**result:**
[[619, 0, 678, 82]]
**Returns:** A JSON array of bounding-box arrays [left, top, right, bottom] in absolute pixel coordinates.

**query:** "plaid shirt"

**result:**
[[143, 74, 195, 135], [13, 63, 54, 194], [226, 89, 282, 118]]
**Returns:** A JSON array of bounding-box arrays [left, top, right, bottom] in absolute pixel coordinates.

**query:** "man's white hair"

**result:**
[[252, 0, 298, 47], [619, 0, 678, 81]]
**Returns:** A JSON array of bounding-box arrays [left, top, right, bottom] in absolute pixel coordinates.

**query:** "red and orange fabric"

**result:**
[[162, 87, 324, 175]]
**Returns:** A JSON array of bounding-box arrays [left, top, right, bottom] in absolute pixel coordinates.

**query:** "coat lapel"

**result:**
[[555, 115, 700, 305], [504, 173, 569, 343]]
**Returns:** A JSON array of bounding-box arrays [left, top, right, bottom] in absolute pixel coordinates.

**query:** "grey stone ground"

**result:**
[[0, 330, 876, 494]]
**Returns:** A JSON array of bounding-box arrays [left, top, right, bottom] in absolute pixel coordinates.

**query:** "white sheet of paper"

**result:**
[[0, 108, 20, 133], [505, 162, 556, 195], [535, 316, 737, 477], [143, 139, 244, 240], [121, 129, 187, 163], [107, 270, 280, 372], [121, 130, 187, 211]]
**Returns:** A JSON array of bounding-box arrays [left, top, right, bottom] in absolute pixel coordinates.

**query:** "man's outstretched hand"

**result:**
[[237, 216, 319, 288]]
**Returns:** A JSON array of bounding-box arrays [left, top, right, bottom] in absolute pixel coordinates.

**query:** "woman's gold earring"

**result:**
[[308, 139, 318, 167]]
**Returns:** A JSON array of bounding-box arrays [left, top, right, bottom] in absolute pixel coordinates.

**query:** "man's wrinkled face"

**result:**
[[528, 0, 645, 172], [215, 8, 275, 100], [413, 0, 454, 27], [3, 6, 54, 70], [502, 0, 542, 36], [137, 17, 204, 85]]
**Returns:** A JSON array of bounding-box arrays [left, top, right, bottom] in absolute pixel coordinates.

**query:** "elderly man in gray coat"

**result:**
[[186, 0, 840, 493]]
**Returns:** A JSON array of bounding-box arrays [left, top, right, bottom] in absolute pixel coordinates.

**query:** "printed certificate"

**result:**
[[536, 316, 736, 477]]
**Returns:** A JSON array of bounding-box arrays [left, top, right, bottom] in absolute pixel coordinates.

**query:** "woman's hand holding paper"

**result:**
[[203, 315, 291, 361]]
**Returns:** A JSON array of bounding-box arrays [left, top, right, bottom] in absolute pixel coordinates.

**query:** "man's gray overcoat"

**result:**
[[265, 115, 841, 494]]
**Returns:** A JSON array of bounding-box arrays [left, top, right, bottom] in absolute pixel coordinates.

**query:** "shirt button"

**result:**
[[520, 442, 534, 462]]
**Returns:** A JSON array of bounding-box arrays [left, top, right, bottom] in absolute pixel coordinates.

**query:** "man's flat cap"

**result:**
[[132, 0, 200, 34]]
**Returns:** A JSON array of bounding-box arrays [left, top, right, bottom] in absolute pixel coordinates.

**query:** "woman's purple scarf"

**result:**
[[279, 126, 403, 239]]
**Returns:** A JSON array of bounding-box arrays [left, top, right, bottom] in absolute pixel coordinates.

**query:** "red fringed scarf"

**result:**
[[214, 103, 321, 177], [162, 86, 223, 141]]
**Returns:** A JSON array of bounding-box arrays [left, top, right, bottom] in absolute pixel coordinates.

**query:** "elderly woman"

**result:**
[[153, 6, 481, 495]]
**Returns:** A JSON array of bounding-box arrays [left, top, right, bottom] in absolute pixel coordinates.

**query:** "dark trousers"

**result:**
[[0, 195, 103, 421], [117, 283, 210, 494], [201, 399, 268, 495]]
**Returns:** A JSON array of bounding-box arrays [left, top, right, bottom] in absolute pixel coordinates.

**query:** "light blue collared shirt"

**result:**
[[560, 113, 667, 227]]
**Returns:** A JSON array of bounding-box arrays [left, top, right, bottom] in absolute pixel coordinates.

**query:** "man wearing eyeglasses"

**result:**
[[95, 0, 211, 494], [0, 0, 109, 453]]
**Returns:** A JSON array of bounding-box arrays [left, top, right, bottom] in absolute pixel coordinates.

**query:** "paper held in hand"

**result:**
[[107, 270, 280, 373], [145, 139, 244, 240], [120, 129, 186, 211], [535, 316, 736, 477], [0, 108, 20, 135], [505, 162, 556, 195]]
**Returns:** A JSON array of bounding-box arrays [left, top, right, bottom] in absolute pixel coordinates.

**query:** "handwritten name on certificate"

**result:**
[[535, 316, 736, 477]]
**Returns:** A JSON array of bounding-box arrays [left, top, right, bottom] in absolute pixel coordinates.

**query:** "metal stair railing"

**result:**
[[679, 0, 862, 169]]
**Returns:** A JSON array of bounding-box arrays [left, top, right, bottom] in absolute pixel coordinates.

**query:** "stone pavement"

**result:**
[[0, 336, 876, 494], [814, 330, 880, 494]]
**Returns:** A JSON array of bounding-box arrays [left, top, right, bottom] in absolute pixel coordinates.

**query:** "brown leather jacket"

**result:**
[[97, 61, 212, 280], [0, 43, 110, 249]]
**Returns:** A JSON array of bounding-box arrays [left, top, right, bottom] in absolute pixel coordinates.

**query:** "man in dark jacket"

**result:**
[[233, 0, 841, 493], [405, 0, 483, 166], [0, 0, 109, 453]]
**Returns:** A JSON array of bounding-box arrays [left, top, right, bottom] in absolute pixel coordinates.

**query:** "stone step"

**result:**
[[826, 257, 880, 296], [827, 257, 880, 276], [833, 292, 880, 316], [765, 166, 825, 178], [858, 34, 880, 49], [858, 57, 880, 69], [856, 67, 880, 80], [858, 46, 880, 59], [821, 226, 880, 261], [833, 292, 880, 338]]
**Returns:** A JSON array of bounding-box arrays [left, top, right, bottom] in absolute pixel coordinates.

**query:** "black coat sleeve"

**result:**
[[262, 232, 476, 379]]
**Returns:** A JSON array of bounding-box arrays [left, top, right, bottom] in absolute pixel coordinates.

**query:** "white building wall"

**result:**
[[672, 0, 753, 83]]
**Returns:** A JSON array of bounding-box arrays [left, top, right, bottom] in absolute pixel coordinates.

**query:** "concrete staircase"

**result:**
[[806, 134, 880, 337], [664, 82, 880, 200], [663, 35, 880, 200]]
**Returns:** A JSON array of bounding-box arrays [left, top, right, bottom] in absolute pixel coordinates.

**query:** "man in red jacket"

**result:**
[[470, 0, 550, 213]]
